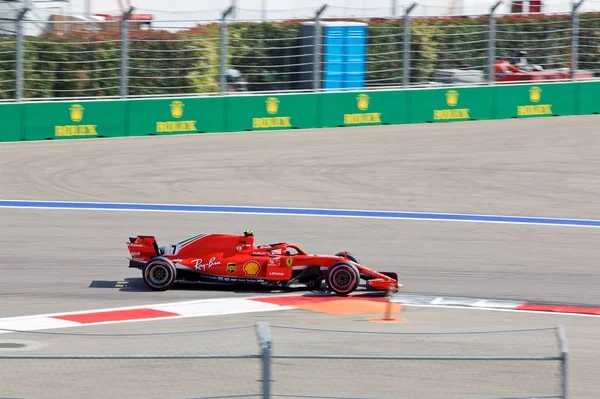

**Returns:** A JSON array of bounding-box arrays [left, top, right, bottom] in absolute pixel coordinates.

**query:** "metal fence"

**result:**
[[0, 2, 598, 102], [0, 323, 568, 399]]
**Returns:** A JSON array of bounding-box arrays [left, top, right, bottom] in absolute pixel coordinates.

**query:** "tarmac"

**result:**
[[1, 115, 599, 398]]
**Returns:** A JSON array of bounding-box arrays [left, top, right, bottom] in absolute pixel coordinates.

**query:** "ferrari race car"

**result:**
[[126, 230, 401, 295]]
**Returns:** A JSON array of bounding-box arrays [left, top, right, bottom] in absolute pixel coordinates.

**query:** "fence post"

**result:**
[[555, 325, 568, 399], [220, 6, 234, 95], [313, 5, 327, 92], [571, 0, 584, 80], [487, 1, 502, 85], [120, 7, 134, 98], [231, 0, 238, 19], [15, 7, 29, 102], [391, 0, 397, 17], [256, 322, 272, 399], [402, 3, 416, 87]]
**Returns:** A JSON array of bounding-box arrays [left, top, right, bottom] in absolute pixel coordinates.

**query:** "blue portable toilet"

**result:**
[[298, 21, 368, 91]]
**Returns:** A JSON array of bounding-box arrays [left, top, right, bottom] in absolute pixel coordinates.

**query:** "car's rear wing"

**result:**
[[127, 235, 159, 262]]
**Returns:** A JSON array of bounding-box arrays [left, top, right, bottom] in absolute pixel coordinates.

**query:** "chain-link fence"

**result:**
[[0, 2, 598, 101], [0, 323, 568, 399]]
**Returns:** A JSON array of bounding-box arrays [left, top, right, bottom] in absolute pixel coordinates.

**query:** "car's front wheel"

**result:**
[[327, 262, 360, 296], [142, 257, 177, 291]]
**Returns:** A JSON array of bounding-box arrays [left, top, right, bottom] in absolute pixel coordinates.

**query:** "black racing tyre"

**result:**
[[335, 251, 360, 264], [142, 257, 177, 291], [326, 262, 360, 296]]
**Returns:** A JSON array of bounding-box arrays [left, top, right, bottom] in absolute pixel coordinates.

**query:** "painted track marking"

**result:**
[[1, 200, 600, 228], [0, 294, 597, 335]]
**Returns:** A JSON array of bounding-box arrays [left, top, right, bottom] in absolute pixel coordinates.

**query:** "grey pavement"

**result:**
[[0, 307, 597, 398], [1, 117, 600, 398], [1, 115, 600, 218]]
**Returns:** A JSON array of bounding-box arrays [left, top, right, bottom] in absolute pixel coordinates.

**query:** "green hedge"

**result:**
[[2, 13, 598, 99]]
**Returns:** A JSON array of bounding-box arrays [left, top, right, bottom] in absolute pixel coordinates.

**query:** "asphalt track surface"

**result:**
[[1, 115, 599, 398]]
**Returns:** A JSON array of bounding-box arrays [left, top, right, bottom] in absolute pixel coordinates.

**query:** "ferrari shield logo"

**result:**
[[286, 258, 293, 267], [226, 262, 236, 274], [243, 260, 261, 276]]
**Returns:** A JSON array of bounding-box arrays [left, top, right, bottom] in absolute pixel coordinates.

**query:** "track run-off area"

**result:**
[[0, 115, 599, 398]]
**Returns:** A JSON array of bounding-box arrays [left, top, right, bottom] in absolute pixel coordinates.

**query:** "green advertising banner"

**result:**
[[493, 82, 575, 119], [407, 86, 493, 123], [0, 103, 23, 142], [225, 93, 318, 132], [577, 81, 600, 115], [319, 90, 407, 128], [128, 96, 225, 136], [23, 100, 126, 140]]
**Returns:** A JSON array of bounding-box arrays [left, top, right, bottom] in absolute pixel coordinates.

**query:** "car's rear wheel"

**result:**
[[142, 257, 176, 291], [327, 262, 360, 296]]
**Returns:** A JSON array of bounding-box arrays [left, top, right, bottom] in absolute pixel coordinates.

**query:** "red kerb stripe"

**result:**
[[251, 295, 388, 307], [52, 308, 180, 324], [516, 303, 600, 315]]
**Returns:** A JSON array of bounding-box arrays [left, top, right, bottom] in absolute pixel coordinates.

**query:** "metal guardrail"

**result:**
[[0, 323, 568, 399], [0, 2, 598, 102]]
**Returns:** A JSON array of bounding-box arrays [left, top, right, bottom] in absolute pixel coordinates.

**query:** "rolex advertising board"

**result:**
[[128, 97, 225, 136], [23, 100, 126, 140], [226, 94, 318, 131], [407, 87, 493, 123], [319, 91, 407, 127], [493, 82, 575, 119], [577, 81, 600, 115], [0, 103, 23, 142]]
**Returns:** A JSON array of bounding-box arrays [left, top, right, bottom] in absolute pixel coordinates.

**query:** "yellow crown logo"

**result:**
[[243, 260, 261, 276], [69, 104, 84, 122], [266, 97, 279, 115], [357, 94, 370, 111], [446, 90, 459, 107], [529, 86, 542, 103], [170, 100, 184, 118]]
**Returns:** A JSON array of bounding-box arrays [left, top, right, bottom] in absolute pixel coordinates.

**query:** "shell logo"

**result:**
[[529, 86, 542, 103], [357, 94, 370, 111], [69, 104, 84, 122], [170, 100, 185, 118], [266, 97, 279, 115], [446, 90, 459, 107], [243, 260, 261, 276]]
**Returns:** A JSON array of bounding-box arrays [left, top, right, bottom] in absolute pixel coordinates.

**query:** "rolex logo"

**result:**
[[446, 90, 459, 107], [266, 97, 279, 115], [69, 104, 84, 122], [357, 94, 370, 111], [170, 100, 184, 118], [529, 86, 542, 103]]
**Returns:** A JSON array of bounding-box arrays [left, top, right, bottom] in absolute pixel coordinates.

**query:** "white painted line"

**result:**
[[399, 303, 600, 318], [151, 297, 294, 317], [0, 317, 81, 334]]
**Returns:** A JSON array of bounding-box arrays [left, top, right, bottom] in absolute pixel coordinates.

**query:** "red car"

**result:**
[[126, 230, 401, 295]]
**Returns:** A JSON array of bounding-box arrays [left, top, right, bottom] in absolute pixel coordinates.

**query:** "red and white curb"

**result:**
[[391, 294, 600, 316], [0, 294, 597, 335], [0, 297, 294, 334]]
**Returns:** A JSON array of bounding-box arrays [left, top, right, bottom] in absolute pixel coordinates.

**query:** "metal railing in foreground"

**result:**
[[0, 323, 568, 399], [0, 2, 598, 102]]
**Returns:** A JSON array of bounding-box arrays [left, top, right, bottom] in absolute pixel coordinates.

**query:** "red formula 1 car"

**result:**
[[126, 230, 401, 295]]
